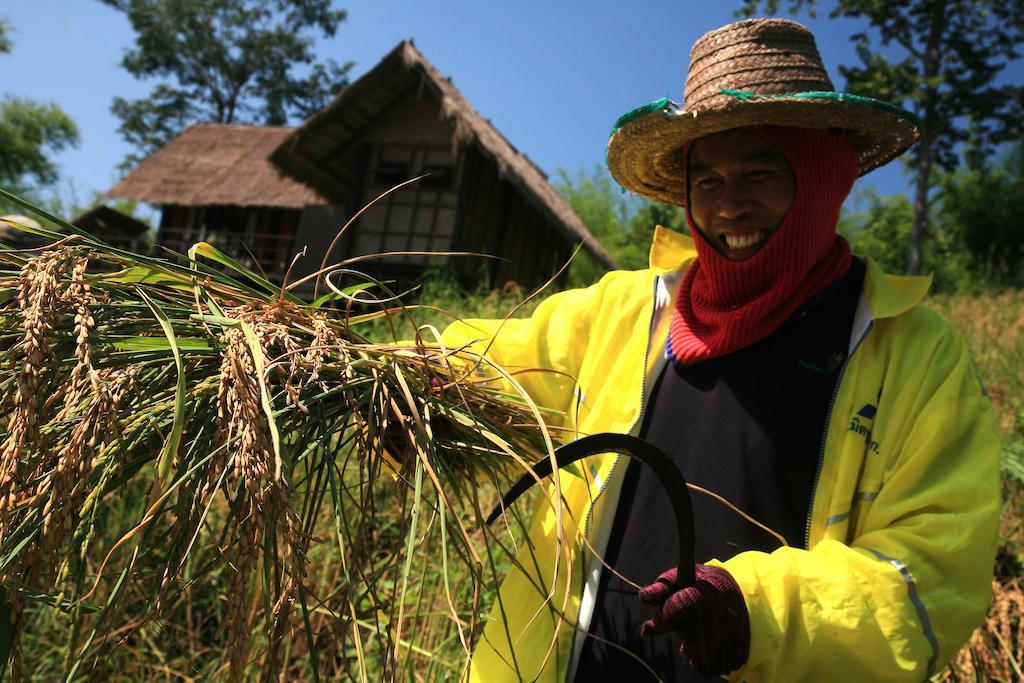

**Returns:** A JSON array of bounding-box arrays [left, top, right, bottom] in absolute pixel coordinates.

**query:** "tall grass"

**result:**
[[929, 291, 1024, 681]]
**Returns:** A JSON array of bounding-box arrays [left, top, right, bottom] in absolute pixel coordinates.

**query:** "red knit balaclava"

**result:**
[[667, 126, 859, 364]]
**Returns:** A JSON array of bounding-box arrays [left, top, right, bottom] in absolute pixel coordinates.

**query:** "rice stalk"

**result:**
[[0, 187, 560, 681]]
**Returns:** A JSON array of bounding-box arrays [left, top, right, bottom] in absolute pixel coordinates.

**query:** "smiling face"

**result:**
[[687, 129, 796, 261]]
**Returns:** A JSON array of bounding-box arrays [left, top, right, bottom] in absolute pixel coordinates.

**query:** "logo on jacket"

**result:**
[[797, 351, 845, 378], [848, 403, 880, 454]]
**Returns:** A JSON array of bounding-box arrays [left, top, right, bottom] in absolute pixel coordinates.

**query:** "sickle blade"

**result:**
[[486, 432, 696, 586]]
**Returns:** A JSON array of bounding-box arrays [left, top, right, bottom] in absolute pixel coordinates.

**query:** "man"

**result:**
[[446, 18, 1001, 682]]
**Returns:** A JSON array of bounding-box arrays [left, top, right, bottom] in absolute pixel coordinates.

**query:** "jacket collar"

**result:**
[[647, 225, 931, 319], [860, 257, 931, 319], [649, 225, 697, 273]]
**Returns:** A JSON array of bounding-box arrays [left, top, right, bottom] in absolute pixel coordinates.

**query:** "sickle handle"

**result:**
[[486, 432, 696, 587]]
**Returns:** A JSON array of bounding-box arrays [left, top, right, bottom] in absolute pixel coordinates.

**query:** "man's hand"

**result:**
[[639, 564, 751, 677]]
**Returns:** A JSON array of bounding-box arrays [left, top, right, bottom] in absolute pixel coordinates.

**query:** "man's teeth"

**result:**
[[723, 232, 764, 250]]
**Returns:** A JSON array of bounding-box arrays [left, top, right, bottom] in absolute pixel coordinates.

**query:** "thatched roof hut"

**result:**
[[108, 125, 325, 209], [270, 40, 617, 274]]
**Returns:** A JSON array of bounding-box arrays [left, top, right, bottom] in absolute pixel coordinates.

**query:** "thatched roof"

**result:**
[[270, 41, 617, 269], [74, 205, 150, 236], [107, 125, 325, 209]]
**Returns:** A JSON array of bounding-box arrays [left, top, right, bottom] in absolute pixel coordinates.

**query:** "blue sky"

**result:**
[[2, 1, 1022, 219]]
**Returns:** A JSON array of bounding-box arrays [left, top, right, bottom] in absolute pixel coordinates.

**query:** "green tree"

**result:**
[[101, 0, 352, 169], [0, 19, 80, 204], [738, 0, 1024, 275], [838, 187, 977, 292], [555, 165, 689, 286], [939, 143, 1024, 288], [839, 190, 914, 275], [0, 100, 80, 194], [623, 201, 687, 270], [0, 19, 11, 54], [555, 165, 636, 286]]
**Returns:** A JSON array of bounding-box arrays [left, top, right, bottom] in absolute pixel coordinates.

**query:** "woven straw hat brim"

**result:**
[[606, 93, 920, 206]]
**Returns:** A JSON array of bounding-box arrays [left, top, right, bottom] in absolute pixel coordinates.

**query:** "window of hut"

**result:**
[[355, 144, 460, 265]]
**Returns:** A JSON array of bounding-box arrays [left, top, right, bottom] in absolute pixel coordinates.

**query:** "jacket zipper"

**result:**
[[565, 274, 663, 683], [803, 318, 875, 549]]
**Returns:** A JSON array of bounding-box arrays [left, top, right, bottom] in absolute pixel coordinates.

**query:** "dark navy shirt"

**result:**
[[574, 259, 864, 682]]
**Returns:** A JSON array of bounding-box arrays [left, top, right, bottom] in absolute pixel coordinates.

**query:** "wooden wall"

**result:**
[[157, 204, 302, 281], [454, 146, 573, 290]]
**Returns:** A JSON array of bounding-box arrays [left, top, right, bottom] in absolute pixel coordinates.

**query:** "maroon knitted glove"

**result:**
[[639, 564, 750, 677]]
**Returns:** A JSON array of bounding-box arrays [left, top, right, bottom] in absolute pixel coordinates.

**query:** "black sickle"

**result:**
[[486, 432, 696, 588]]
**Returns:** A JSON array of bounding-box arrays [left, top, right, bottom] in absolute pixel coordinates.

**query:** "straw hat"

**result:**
[[606, 18, 920, 206]]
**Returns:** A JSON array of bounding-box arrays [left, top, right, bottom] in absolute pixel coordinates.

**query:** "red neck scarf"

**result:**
[[667, 127, 859, 364]]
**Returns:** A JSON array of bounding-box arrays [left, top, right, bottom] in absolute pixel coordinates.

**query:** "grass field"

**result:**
[[927, 291, 1024, 681]]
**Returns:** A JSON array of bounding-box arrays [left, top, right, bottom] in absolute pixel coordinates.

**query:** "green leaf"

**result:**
[[189, 313, 240, 327], [239, 319, 284, 479], [190, 241, 302, 303], [139, 290, 187, 486], [107, 266, 192, 289], [311, 282, 375, 308], [393, 450, 424, 659], [109, 335, 214, 351]]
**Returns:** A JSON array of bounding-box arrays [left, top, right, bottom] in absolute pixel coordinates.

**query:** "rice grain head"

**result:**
[[216, 313, 307, 678], [0, 249, 75, 531]]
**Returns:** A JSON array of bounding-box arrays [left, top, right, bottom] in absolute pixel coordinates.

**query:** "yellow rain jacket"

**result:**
[[445, 228, 1001, 683]]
